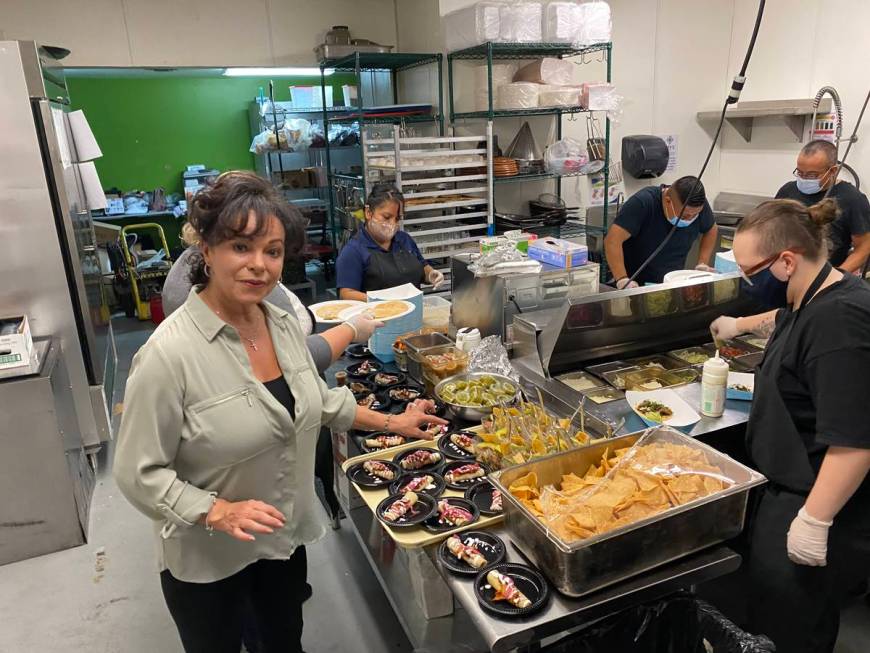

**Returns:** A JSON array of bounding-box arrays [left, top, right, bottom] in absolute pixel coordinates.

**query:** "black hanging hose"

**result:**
[[621, 0, 767, 285]]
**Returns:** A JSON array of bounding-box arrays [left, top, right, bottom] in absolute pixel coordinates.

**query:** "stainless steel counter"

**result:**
[[442, 531, 740, 653]]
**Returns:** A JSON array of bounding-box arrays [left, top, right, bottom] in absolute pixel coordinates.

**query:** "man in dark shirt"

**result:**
[[775, 139, 870, 273], [604, 176, 718, 287]]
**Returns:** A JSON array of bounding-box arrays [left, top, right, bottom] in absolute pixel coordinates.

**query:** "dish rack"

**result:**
[[362, 125, 495, 290]]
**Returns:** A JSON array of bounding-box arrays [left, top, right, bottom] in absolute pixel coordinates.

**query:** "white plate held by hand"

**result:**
[[625, 388, 701, 429], [726, 372, 754, 401], [338, 300, 415, 323], [309, 300, 365, 324]]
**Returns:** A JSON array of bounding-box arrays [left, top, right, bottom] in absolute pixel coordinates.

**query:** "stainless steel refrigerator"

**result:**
[[0, 40, 115, 453]]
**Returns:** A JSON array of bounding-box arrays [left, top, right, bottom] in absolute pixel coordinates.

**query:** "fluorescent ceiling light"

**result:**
[[223, 67, 332, 77]]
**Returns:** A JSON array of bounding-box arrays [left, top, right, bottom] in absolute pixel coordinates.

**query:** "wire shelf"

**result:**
[[493, 170, 594, 184], [454, 106, 591, 120], [448, 42, 611, 61], [321, 52, 441, 73], [327, 113, 442, 125]]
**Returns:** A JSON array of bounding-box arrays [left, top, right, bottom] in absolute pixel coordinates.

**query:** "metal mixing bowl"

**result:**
[[434, 372, 520, 422]]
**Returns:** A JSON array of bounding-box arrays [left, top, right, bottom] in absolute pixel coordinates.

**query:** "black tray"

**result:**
[[465, 480, 503, 517], [375, 491, 437, 528], [422, 497, 480, 533], [474, 563, 550, 618], [389, 471, 446, 497], [437, 430, 477, 461], [443, 461, 489, 491], [437, 531, 506, 576], [394, 447, 444, 474], [344, 343, 372, 358], [347, 359, 383, 378], [344, 459, 400, 489], [358, 432, 408, 454]]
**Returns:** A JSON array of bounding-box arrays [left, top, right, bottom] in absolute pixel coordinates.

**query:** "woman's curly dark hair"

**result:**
[[186, 171, 306, 286]]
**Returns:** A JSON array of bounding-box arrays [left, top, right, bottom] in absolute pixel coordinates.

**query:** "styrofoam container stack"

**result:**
[[497, 82, 541, 110], [444, 1, 507, 52], [499, 1, 544, 43], [514, 58, 574, 85], [544, 1, 583, 43], [475, 62, 518, 87], [575, 0, 612, 46]]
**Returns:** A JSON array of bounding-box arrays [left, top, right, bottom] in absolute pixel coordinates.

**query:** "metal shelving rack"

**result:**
[[319, 52, 445, 250], [362, 125, 494, 289], [447, 41, 613, 277]]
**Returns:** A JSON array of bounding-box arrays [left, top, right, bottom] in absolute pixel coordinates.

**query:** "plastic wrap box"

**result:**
[[528, 237, 589, 269]]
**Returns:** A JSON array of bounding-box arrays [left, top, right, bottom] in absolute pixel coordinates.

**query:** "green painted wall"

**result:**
[[67, 74, 354, 195]]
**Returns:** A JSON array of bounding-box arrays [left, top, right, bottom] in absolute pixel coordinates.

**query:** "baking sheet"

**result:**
[[342, 433, 503, 548]]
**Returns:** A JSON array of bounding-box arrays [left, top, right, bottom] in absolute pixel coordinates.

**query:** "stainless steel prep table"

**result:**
[[327, 351, 746, 652]]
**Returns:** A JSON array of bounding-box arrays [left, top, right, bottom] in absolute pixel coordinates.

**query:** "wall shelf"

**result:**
[[696, 98, 833, 143]]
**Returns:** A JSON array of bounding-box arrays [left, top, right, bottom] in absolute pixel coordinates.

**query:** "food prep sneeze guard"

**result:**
[[512, 272, 757, 378]]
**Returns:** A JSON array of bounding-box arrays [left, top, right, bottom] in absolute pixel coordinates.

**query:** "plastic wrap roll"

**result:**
[[544, 1, 583, 43], [444, 1, 507, 52], [497, 83, 540, 110], [539, 85, 581, 107], [514, 58, 574, 85], [576, 1, 612, 46], [499, 1, 543, 43]]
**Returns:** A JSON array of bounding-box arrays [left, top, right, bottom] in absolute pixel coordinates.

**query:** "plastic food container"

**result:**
[[580, 386, 624, 404], [539, 85, 582, 107], [712, 277, 740, 304], [601, 366, 641, 390], [556, 371, 603, 392], [644, 289, 678, 318], [497, 82, 540, 110], [499, 1, 543, 42], [415, 345, 469, 390], [622, 368, 695, 391], [422, 295, 451, 333]]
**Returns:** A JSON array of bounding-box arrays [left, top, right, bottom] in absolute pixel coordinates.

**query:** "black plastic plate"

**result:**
[[474, 563, 550, 618], [358, 432, 408, 454], [465, 480, 503, 517], [347, 360, 383, 378], [393, 448, 444, 474], [442, 461, 489, 491], [375, 491, 437, 528], [389, 471, 446, 497], [437, 430, 478, 461], [422, 497, 480, 534], [344, 459, 400, 489], [437, 531, 506, 576], [344, 344, 372, 358]]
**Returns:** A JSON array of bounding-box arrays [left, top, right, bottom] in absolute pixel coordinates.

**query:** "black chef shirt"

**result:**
[[773, 273, 870, 528], [614, 185, 715, 284], [775, 181, 870, 267]]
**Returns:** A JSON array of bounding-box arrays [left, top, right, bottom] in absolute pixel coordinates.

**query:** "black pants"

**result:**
[[746, 488, 870, 653], [315, 426, 340, 519], [160, 548, 307, 653]]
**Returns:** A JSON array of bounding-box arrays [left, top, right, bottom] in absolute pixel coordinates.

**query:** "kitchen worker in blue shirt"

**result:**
[[336, 183, 445, 300], [604, 176, 719, 288]]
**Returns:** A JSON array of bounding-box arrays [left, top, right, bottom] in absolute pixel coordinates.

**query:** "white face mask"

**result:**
[[367, 219, 398, 241]]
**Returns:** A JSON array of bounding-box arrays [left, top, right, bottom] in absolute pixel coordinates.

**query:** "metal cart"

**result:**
[[119, 222, 172, 321]]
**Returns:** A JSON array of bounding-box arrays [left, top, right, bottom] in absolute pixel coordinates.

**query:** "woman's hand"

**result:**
[[205, 498, 286, 542], [389, 410, 449, 440], [343, 311, 384, 344]]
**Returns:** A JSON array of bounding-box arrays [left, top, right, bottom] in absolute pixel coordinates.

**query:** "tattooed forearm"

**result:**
[[751, 316, 776, 338]]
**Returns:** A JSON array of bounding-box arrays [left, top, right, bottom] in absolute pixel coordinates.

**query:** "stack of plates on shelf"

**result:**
[[493, 157, 519, 177]]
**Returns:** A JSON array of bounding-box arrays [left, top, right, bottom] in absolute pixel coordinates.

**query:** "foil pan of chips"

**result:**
[[489, 426, 766, 597]]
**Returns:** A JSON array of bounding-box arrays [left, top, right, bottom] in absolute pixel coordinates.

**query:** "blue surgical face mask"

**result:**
[[795, 177, 822, 195], [741, 267, 789, 309], [667, 215, 694, 228]]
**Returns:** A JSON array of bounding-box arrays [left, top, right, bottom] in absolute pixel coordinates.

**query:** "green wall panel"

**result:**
[[67, 74, 354, 195]]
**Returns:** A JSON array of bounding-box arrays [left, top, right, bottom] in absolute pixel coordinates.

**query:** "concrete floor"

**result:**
[[1, 295, 868, 652]]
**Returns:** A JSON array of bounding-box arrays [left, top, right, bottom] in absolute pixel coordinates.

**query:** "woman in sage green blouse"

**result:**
[[113, 172, 445, 653]]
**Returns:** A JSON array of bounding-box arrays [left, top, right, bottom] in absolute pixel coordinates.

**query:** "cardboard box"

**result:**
[[528, 237, 589, 268], [0, 315, 34, 370]]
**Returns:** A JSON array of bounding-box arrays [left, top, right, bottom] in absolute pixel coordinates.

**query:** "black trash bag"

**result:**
[[542, 592, 776, 653]]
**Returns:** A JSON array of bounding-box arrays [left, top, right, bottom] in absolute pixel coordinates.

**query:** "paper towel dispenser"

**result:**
[[622, 135, 669, 179]]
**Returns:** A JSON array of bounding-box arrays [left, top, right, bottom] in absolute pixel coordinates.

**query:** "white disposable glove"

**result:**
[[787, 506, 832, 566], [709, 316, 741, 341], [343, 311, 384, 343], [695, 263, 716, 273], [616, 277, 639, 290], [427, 268, 445, 290]]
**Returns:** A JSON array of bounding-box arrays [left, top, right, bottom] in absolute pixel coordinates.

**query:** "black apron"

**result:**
[[745, 262, 832, 491], [363, 240, 425, 292]]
